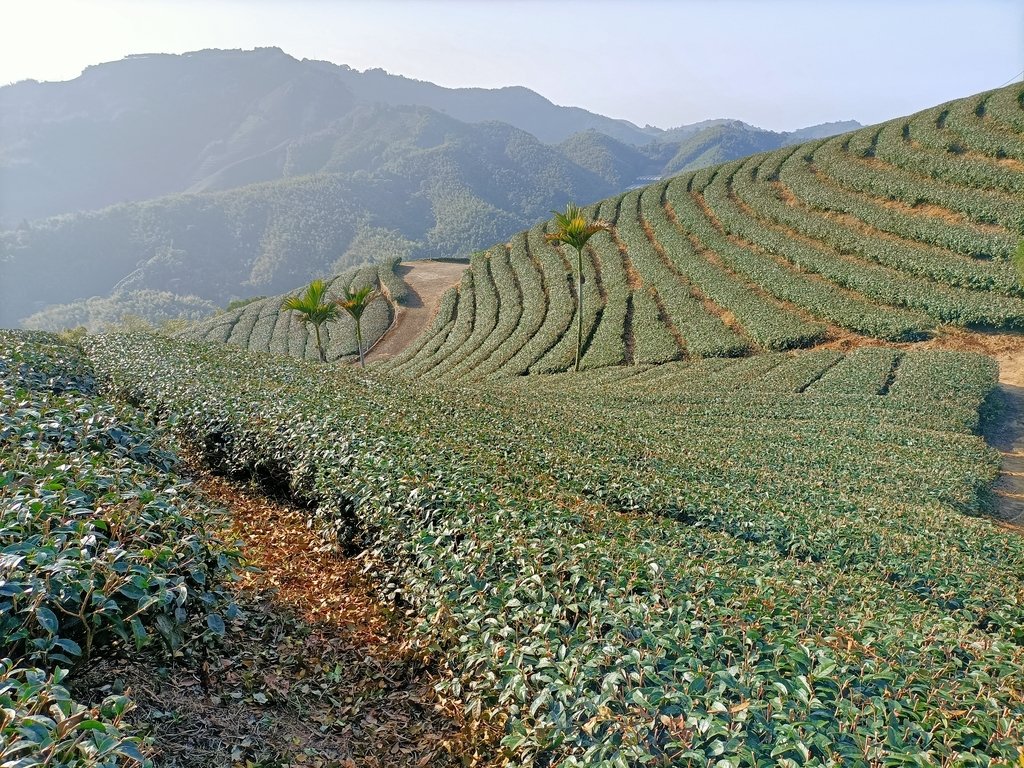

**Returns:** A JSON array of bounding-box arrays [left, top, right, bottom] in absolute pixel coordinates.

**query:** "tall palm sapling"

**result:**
[[544, 203, 611, 372], [281, 279, 340, 363], [339, 285, 380, 368]]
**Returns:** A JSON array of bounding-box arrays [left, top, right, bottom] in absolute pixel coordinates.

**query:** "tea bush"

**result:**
[[85, 332, 1024, 766], [1, 331, 240, 766]]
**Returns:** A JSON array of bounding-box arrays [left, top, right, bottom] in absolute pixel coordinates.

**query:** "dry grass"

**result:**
[[953, 145, 1024, 174], [905, 327, 1024, 360]]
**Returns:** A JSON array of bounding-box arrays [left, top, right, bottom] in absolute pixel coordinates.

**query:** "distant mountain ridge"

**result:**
[[322, 60, 860, 148], [321, 61, 660, 146], [0, 47, 860, 226], [0, 47, 861, 329]]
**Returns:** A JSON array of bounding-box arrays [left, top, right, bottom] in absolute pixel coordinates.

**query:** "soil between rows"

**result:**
[[73, 471, 471, 768], [366, 260, 468, 364]]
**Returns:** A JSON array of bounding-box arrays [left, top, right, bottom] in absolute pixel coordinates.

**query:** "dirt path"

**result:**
[[987, 350, 1024, 526], [75, 472, 469, 768], [366, 260, 467, 363]]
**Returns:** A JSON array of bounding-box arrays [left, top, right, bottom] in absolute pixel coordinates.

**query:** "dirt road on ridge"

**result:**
[[365, 260, 467, 364], [988, 350, 1024, 526]]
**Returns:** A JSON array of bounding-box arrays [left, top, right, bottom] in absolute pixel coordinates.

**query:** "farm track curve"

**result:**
[[364, 260, 468, 364]]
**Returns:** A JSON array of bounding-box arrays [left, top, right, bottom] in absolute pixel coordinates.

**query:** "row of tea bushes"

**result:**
[[179, 261, 401, 362], [84, 333, 1024, 766], [0, 331, 239, 767], [387, 83, 1024, 379]]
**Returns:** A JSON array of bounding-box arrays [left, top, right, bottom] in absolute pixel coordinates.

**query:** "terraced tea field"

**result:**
[[387, 83, 1024, 380], [6, 81, 1024, 767], [66, 330, 1020, 766], [178, 258, 407, 361]]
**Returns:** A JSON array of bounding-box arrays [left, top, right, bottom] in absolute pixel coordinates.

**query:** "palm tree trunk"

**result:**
[[356, 321, 365, 368], [314, 324, 326, 363], [574, 247, 584, 372]]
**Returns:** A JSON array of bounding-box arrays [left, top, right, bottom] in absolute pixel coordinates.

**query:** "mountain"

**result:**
[[659, 121, 786, 175], [320, 62, 659, 146], [0, 48, 355, 225], [557, 130, 657, 189], [652, 120, 869, 176], [0, 104, 624, 328], [0, 47, 657, 227], [0, 47, 860, 228], [0, 47, 860, 329], [783, 119, 863, 143]]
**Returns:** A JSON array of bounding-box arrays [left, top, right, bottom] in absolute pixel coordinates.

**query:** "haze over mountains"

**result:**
[[0, 47, 859, 329]]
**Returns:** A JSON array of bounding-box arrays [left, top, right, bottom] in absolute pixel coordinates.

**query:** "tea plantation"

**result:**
[[6, 80, 1024, 767], [389, 83, 1024, 379], [62, 330, 1022, 767], [0, 332, 238, 765], [177, 258, 406, 361]]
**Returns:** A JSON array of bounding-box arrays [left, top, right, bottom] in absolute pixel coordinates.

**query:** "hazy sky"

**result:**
[[2, 0, 1023, 131]]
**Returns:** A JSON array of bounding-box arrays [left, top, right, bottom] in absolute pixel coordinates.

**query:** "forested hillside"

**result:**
[[2, 107, 610, 329], [0, 47, 857, 330]]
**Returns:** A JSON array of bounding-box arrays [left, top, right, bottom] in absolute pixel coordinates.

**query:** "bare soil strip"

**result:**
[[987, 350, 1024, 527], [366, 260, 468, 364], [74, 472, 468, 768]]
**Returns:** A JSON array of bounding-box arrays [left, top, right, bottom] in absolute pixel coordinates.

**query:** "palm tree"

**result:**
[[544, 203, 611, 372], [338, 285, 380, 367], [281, 279, 340, 363]]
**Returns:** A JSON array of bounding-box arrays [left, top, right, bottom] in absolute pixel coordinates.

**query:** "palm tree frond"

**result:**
[[280, 279, 340, 362], [545, 202, 613, 373], [281, 280, 335, 314], [545, 203, 611, 252], [338, 285, 379, 321]]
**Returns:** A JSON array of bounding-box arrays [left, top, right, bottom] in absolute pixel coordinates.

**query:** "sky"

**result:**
[[2, 0, 1023, 132]]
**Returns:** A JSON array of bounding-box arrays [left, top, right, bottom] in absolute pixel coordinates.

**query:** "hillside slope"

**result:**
[[0, 48, 860, 330], [385, 82, 1024, 380], [176, 260, 407, 362], [82, 330, 1024, 765]]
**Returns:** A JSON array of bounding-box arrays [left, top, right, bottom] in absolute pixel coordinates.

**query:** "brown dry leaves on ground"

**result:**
[[74, 472, 473, 768]]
